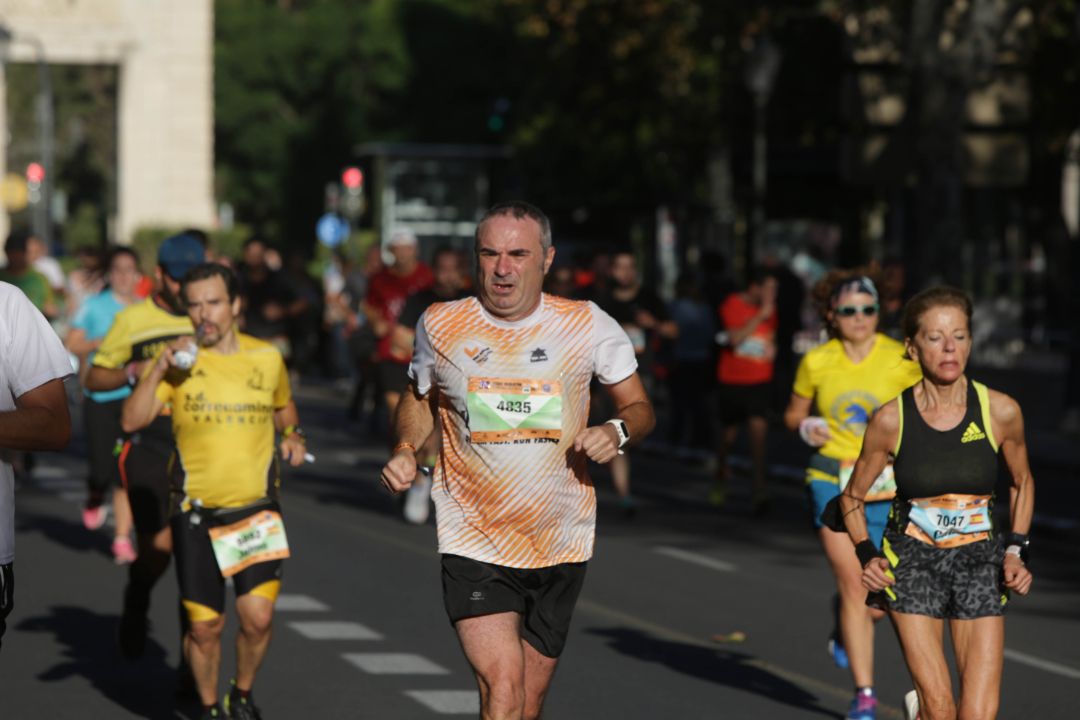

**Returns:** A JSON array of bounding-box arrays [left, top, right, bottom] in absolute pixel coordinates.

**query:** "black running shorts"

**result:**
[[441, 554, 587, 659], [872, 532, 1008, 619], [171, 500, 284, 623], [716, 382, 771, 425], [84, 397, 124, 495], [119, 435, 173, 535]]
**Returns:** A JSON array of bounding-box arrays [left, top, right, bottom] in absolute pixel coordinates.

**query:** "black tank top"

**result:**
[[892, 380, 999, 501]]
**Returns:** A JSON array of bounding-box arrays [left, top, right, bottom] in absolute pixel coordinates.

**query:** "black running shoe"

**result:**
[[199, 704, 225, 719], [224, 681, 263, 720]]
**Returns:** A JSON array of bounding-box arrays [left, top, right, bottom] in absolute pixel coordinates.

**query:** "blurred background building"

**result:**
[[0, 0, 214, 247]]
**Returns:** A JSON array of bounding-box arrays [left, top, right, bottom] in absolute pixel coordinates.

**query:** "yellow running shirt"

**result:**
[[792, 333, 921, 463], [410, 295, 638, 569], [93, 296, 194, 370], [154, 334, 291, 509]]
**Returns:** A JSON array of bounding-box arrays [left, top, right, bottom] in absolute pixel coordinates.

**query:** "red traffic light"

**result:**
[[342, 167, 363, 189], [26, 162, 45, 184]]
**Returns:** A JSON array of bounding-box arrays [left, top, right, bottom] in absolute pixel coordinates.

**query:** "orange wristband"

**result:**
[[392, 442, 417, 455]]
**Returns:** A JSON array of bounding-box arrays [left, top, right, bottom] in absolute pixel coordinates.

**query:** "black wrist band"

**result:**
[[1006, 532, 1029, 547], [855, 540, 882, 568]]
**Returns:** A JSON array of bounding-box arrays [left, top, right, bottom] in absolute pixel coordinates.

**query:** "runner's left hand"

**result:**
[[1002, 553, 1032, 595], [573, 425, 621, 464], [280, 434, 306, 467]]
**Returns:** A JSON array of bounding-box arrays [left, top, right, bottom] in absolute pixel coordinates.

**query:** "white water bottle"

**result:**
[[173, 342, 198, 370]]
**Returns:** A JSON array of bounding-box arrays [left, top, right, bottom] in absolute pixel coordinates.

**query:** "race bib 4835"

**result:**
[[466, 377, 563, 444]]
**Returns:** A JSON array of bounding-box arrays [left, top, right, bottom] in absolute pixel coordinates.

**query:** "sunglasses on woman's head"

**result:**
[[835, 304, 879, 317]]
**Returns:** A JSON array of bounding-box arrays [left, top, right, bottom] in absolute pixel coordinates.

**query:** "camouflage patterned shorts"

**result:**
[[872, 531, 1008, 619]]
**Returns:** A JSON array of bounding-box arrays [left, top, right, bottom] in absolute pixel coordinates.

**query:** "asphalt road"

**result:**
[[2, 381, 1077, 718]]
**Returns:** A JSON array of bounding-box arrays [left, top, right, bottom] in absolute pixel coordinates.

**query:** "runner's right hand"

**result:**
[[380, 449, 417, 494], [798, 416, 831, 447], [861, 557, 895, 592]]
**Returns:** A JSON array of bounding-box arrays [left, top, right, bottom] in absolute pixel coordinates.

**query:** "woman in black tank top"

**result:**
[[836, 287, 1034, 720]]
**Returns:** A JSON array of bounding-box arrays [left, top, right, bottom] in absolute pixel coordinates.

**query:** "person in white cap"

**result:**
[[362, 227, 433, 421]]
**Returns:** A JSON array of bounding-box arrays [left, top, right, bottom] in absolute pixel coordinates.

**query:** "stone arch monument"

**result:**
[[0, 0, 214, 243]]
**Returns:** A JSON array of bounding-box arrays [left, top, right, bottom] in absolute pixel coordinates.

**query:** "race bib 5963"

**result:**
[[208, 510, 290, 577]]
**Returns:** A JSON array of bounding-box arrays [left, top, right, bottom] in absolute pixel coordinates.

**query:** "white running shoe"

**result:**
[[403, 472, 432, 525], [903, 690, 920, 720]]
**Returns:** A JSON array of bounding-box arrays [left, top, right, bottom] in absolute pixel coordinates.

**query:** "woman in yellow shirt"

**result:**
[[784, 269, 921, 720]]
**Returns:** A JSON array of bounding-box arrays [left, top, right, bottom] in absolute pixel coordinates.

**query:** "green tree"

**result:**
[[215, 0, 408, 251]]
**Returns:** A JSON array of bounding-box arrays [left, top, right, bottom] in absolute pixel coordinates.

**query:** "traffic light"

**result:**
[[26, 162, 44, 204], [340, 166, 365, 219], [488, 97, 511, 134], [342, 166, 363, 190]]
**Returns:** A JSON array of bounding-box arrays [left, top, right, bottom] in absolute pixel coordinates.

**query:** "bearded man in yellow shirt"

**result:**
[[123, 263, 306, 720]]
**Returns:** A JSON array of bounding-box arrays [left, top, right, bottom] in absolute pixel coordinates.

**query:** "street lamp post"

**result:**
[[0, 25, 55, 247]]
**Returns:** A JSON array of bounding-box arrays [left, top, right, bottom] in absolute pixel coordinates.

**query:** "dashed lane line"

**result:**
[[404, 690, 480, 715], [342, 652, 451, 675], [289, 620, 383, 641], [30, 465, 71, 480], [654, 545, 738, 572], [274, 594, 331, 612]]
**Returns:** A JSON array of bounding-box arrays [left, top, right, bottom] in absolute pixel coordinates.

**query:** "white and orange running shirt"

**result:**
[[409, 294, 637, 569]]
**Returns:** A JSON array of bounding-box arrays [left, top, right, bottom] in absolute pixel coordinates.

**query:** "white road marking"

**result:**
[[405, 690, 480, 714], [275, 594, 330, 612], [1004, 649, 1080, 680], [654, 546, 737, 572], [32, 465, 70, 480], [59, 491, 86, 504], [342, 653, 450, 675], [289, 621, 383, 641]]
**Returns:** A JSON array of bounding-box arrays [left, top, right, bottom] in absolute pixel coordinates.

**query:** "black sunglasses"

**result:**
[[835, 304, 879, 317]]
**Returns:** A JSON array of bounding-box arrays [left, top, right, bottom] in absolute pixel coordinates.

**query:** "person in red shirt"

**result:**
[[362, 227, 434, 419], [713, 266, 778, 514]]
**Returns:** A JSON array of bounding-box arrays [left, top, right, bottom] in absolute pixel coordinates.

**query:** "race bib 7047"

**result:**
[[466, 377, 563, 444], [905, 494, 992, 548]]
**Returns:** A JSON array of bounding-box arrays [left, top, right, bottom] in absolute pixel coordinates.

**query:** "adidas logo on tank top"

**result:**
[[960, 422, 986, 444]]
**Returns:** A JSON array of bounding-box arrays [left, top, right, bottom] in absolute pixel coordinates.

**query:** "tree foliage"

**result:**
[[215, 0, 408, 246], [4, 63, 116, 247]]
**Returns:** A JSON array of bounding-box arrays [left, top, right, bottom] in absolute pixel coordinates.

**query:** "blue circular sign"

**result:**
[[316, 213, 349, 247]]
